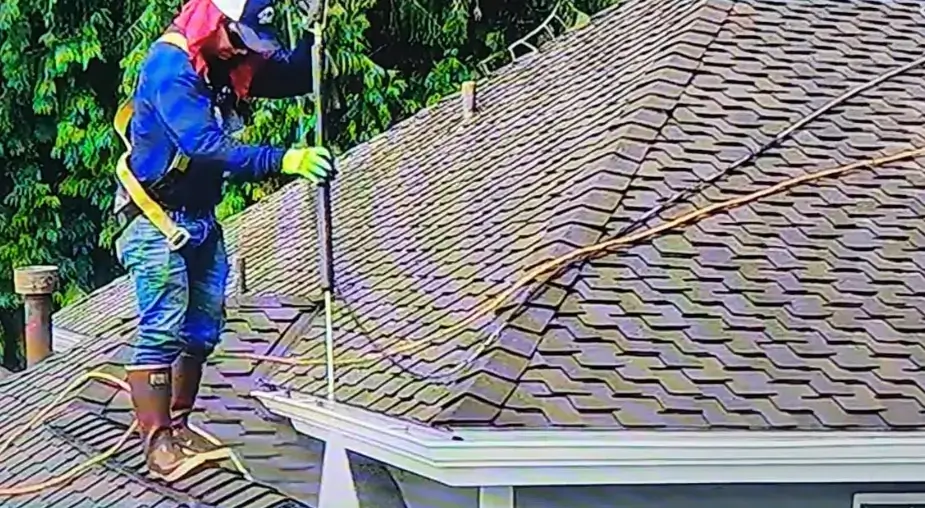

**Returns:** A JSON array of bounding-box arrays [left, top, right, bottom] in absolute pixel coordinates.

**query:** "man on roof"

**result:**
[[111, 0, 332, 482]]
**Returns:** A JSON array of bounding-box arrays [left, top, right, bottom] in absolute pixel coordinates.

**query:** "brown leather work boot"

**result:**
[[170, 355, 224, 455], [127, 367, 226, 482]]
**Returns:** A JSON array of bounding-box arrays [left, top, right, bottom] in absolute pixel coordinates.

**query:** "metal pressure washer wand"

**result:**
[[290, 0, 336, 402], [312, 26, 337, 403]]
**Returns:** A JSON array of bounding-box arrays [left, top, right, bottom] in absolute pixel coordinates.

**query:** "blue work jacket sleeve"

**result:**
[[152, 55, 286, 182], [248, 36, 315, 99]]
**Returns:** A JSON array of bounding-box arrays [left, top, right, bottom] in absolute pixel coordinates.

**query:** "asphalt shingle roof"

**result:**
[[6, 0, 925, 503], [0, 296, 322, 507], [262, 0, 925, 429]]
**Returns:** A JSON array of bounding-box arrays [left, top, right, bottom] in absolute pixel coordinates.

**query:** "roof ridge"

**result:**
[[431, 0, 740, 426], [513, 0, 731, 296], [517, 0, 726, 265]]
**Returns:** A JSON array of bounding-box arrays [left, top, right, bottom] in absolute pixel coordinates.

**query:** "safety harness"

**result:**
[[112, 32, 194, 251]]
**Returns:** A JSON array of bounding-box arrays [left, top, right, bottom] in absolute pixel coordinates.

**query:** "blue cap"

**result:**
[[227, 0, 282, 53]]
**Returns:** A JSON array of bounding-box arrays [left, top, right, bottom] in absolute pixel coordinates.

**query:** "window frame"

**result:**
[[853, 493, 925, 508]]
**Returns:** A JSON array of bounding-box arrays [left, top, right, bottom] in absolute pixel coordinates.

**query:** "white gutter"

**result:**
[[254, 390, 925, 488]]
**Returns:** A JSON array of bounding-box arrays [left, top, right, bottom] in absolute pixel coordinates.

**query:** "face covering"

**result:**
[[170, 0, 267, 99]]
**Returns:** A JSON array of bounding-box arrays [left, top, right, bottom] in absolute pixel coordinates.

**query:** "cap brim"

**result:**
[[229, 22, 281, 53]]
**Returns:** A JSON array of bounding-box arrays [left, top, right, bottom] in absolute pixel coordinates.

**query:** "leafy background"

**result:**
[[0, 0, 617, 370]]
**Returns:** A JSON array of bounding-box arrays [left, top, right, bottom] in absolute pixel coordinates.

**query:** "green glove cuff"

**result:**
[[281, 149, 301, 175], [280, 147, 335, 184]]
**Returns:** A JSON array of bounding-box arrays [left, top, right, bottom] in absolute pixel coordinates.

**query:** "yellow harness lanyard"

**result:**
[[113, 32, 193, 251]]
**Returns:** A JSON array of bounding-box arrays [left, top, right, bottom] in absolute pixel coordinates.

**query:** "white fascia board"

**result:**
[[52, 327, 88, 353], [253, 390, 925, 488]]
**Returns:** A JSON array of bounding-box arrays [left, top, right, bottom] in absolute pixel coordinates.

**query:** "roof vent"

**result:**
[[461, 80, 477, 119], [13, 265, 58, 368]]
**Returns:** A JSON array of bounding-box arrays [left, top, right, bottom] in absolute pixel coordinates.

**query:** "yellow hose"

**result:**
[[0, 371, 250, 495], [2, 146, 923, 497], [220, 145, 925, 367], [0, 420, 138, 496]]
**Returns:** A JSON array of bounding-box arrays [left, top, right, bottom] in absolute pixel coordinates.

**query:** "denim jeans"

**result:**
[[115, 213, 228, 369]]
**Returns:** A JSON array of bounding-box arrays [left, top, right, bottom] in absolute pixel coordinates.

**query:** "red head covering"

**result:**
[[171, 0, 265, 99]]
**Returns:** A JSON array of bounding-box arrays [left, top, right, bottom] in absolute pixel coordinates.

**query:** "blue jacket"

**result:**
[[125, 35, 313, 216]]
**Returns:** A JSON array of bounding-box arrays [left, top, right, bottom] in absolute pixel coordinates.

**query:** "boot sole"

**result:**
[[149, 449, 232, 483]]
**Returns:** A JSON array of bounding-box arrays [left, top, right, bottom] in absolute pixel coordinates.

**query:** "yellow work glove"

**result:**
[[281, 146, 335, 184]]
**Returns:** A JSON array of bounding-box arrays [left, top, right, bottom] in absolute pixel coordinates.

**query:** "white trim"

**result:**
[[479, 487, 513, 508], [853, 493, 925, 508], [52, 327, 88, 353], [253, 390, 925, 488], [318, 437, 359, 508]]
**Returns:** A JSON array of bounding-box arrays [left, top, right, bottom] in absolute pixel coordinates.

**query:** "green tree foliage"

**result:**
[[0, 0, 616, 369]]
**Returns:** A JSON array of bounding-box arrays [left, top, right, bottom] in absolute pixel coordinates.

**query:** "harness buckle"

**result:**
[[166, 227, 191, 251]]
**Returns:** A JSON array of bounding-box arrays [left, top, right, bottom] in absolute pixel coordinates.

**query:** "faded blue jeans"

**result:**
[[115, 213, 228, 370]]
